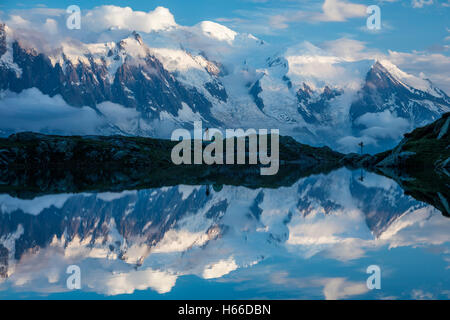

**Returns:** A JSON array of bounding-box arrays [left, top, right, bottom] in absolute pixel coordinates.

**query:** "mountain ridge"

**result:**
[[0, 22, 449, 153]]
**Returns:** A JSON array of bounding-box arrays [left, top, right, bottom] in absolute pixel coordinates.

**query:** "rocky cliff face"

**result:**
[[350, 62, 450, 126], [0, 31, 221, 125], [296, 84, 343, 124], [1, 22, 450, 152], [0, 24, 6, 57]]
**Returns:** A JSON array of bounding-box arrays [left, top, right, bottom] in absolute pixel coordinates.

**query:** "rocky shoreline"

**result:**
[[0, 113, 448, 215]]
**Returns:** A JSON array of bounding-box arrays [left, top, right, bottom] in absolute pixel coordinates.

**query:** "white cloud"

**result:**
[[321, 277, 368, 300], [83, 6, 177, 33], [356, 110, 411, 140], [337, 110, 411, 152], [315, 0, 367, 22], [195, 21, 237, 43], [97, 101, 141, 134], [321, 38, 382, 61], [284, 41, 373, 91], [42, 18, 58, 35], [262, 0, 367, 30], [6, 15, 31, 28], [318, 39, 450, 95], [268, 11, 307, 30], [3, 6, 177, 50], [387, 50, 450, 94], [0, 89, 105, 135], [0, 89, 148, 136], [203, 257, 238, 279]]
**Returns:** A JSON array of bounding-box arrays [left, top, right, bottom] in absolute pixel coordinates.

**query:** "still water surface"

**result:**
[[0, 168, 448, 299]]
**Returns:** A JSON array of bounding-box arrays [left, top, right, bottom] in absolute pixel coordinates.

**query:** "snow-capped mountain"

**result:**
[[0, 8, 449, 152], [0, 24, 222, 131], [350, 60, 450, 123], [0, 169, 446, 295]]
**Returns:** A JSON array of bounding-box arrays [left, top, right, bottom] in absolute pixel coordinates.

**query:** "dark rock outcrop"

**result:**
[[0, 23, 6, 57], [249, 79, 264, 111], [0, 132, 344, 198], [375, 112, 450, 170]]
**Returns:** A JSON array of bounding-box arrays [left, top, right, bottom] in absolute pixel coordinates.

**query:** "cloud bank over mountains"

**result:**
[[2, 4, 448, 91], [0, 5, 449, 153]]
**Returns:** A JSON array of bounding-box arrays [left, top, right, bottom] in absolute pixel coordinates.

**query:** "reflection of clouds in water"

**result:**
[[380, 207, 450, 248], [265, 169, 447, 263], [0, 247, 178, 295], [321, 278, 368, 300], [269, 271, 368, 300], [356, 171, 397, 191], [93, 268, 178, 295], [0, 169, 449, 297], [202, 257, 238, 279], [286, 208, 369, 259], [411, 289, 434, 300]]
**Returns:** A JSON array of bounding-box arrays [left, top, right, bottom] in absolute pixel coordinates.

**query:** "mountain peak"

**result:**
[[1, 13, 449, 153], [195, 21, 237, 43], [131, 31, 144, 46]]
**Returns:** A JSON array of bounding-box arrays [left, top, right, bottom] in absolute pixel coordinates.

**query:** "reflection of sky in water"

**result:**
[[0, 169, 448, 300]]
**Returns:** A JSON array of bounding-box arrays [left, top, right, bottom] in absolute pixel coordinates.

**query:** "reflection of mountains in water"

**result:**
[[0, 168, 445, 295], [1, 112, 448, 217]]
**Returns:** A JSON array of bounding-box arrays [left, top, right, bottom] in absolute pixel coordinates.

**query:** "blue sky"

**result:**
[[1, 0, 449, 55]]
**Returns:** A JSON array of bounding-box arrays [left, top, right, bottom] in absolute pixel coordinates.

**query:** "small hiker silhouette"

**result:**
[[359, 168, 364, 182], [358, 141, 364, 155]]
